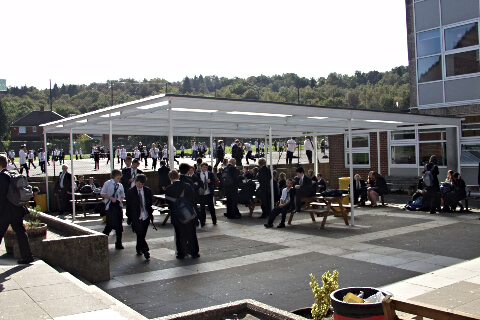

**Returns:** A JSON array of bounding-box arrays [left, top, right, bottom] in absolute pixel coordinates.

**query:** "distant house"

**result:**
[[10, 107, 65, 141]]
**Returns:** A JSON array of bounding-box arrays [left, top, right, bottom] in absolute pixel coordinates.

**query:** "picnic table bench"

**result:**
[[288, 195, 350, 229], [219, 196, 260, 217], [71, 192, 103, 217], [153, 194, 171, 225]]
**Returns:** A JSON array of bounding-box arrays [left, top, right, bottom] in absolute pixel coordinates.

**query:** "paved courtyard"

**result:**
[[66, 197, 480, 319]]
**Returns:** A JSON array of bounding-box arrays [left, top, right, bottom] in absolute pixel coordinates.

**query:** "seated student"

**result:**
[[293, 167, 316, 212], [251, 167, 259, 180], [264, 178, 295, 228], [29, 187, 40, 208], [412, 171, 426, 202], [444, 172, 467, 212], [316, 173, 327, 193], [238, 175, 256, 205], [367, 171, 388, 207], [353, 174, 367, 205], [278, 172, 287, 191], [76, 175, 86, 192], [88, 177, 100, 189]]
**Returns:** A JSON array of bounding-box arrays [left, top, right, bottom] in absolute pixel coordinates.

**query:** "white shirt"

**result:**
[[281, 187, 292, 203], [79, 149, 83, 155], [19, 149, 27, 165], [255, 141, 259, 148], [287, 139, 296, 152], [28, 152, 34, 160], [244, 143, 252, 151], [75, 150, 79, 155], [150, 147, 159, 158], [134, 149, 141, 158], [304, 139, 313, 151], [121, 148, 127, 159], [192, 144, 198, 151], [200, 171, 211, 195], [130, 168, 139, 189], [137, 188, 149, 220], [180, 145, 185, 151], [38, 152, 45, 161], [8, 151, 14, 158], [101, 179, 125, 210]]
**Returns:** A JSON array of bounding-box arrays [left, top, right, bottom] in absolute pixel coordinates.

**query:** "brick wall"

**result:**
[[328, 132, 389, 189]]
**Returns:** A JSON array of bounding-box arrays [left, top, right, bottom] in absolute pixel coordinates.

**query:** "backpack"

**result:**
[[221, 167, 234, 187], [424, 164, 434, 187], [5, 170, 33, 206], [165, 190, 197, 224]]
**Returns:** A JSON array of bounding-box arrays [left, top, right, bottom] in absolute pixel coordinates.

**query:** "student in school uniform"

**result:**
[[120, 145, 127, 168], [150, 143, 159, 170], [196, 162, 216, 226], [101, 169, 125, 249], [126, 174, 153, 260], [38, 148, 46, 173], [19, 145, 29, 177], [264, 178, 295, 228]]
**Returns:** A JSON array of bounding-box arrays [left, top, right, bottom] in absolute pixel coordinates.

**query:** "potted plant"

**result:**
[[290, 270, 339, 319], [4, 206, 48, 255]]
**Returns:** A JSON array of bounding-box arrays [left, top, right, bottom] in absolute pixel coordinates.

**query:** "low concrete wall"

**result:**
[[15, 211, 110, 283]]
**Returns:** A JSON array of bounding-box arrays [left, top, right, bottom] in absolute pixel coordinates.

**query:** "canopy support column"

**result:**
[[43, 132, 50, 212], [70, 129, 76, 222], [210, 132, 213, 168], [377, 131, 381, 175], [168, 108, 174, 168], [348, 120, 355, 226], [457, 125, 461, 175], [109, 120, 114, 171], [314, 134, 318, 175], [269, 127, 274, 209]]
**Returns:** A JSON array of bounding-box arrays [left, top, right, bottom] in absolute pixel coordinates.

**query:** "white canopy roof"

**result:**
[[41, 94, 462, 137]]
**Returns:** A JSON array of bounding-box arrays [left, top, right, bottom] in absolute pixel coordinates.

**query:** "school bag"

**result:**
[[165, 190, 197, 224], [424, 164, 434, 187], [221, 167, 235, 187], [5, 170, 33, 206]]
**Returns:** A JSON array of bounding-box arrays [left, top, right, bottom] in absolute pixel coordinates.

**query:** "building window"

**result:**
[[19, 126, 26, 134], [444, 22, 478, 51], [462, 115, 480, 137], [345, 134, 370, 167], [419, 142, 447, 166], [461, 143, 480, 165], [445, 49, 480, 77], [417, 29, 441, 57], [418, 55, 442, 82], [32, 126, 37, 133], [391, 130, 415, 140], [391, 145, 416, 165], [419, 128, 446, 141]]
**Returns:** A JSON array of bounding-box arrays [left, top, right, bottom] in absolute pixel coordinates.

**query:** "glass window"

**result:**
[[418, 55, 442, 82], [419, 129, 446, 141], [419, 142, 447, 166], [19, 126, 26, 134], [445, 49, 480, 77], [391, 146, 416, 164], [391, 130, 415, 140], [417, 29, 441, 57], [444, 22, 479, 51], [462, 115, 480, 137], [346, 135, 369, 148], [32, 126, 37, 133], [461, 144, 480, 165], [346, 153, 369, 165]]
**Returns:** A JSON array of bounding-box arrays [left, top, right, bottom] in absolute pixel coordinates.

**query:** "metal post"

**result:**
[[377, 131, 381, 175], [314, 134, 318, 175], [70, 129, 76, 222], [269, 127, 274, 209], [210, 132, 213, 168], [348, 119, 355, 226], [457, 125, 461, 175], [43, 132, 50, 212], [109, 120, 114, 171], [168, 108, 174, 168]]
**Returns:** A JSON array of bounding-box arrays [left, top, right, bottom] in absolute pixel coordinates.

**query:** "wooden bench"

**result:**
[[288, 196, 350, 229], [382, 295, 480, 320], [72, 193, 103, 217], [219, 196, 260, 217], [151, 205, 171, 226]]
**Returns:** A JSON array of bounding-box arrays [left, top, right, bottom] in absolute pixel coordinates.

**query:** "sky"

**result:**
[[1, 0, 408, 90]]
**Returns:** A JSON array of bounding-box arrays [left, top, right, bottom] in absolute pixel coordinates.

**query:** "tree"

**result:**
[[0, 100, 9, 139], [182, 77, 192, 94]]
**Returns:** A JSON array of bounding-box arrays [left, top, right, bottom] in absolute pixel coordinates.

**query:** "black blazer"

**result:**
[[165, 180, 195, 224], [257, 166, 272, 191], [216, 145, 225, 159], [238, 179, 256, 204], [0, 169, 27, 216], [295, 174, 315, 197], [54, 171, 72, 192], [121, 167, 142, 192], [126, 186, 153, 221], [158, 165, 170, 190], [196, 171, 215, 193]]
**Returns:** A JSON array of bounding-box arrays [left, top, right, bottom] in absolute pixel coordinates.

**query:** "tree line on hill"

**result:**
[[0, 66, 410, 140]]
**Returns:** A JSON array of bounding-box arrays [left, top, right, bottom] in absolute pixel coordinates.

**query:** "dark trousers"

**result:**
[[0, 210, 33, 259], [295, 188, 314, 211], [234, 157, 243, 166], [102, 203, 124, 244], [286, 151, 293, 164], [120, 158, 125, 168], [19, 163, 29, 177], [426, 187, 441, 213], [246, 151, 255, 164], [260, 189, 271, 217], [306, 150, 313, 163], [214, 157, 224, 168], [267, 204, 293, 225], [57, 188, 72, 213], [152, 158, 157, 169], [132, 218, 150, 253], [39, 161, 45, 173], [172, 219, 199, 256], [225, 187, 240, 218], [354, 187, 367, 204], [28, 159, 36, 169], [200, 193, 216, 224]]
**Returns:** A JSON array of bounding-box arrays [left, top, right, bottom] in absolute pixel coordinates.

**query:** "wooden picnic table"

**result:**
[[153, 194, 171, 225], [72, 192, 103, 217], [288, 195, 350, 229]]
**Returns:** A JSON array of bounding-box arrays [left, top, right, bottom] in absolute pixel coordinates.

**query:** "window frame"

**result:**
[[344, 134, 370, 169]]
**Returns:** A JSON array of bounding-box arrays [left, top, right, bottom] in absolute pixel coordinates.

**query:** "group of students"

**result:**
[[408, 155, 467, 213], [352, 171, 389, 207]]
